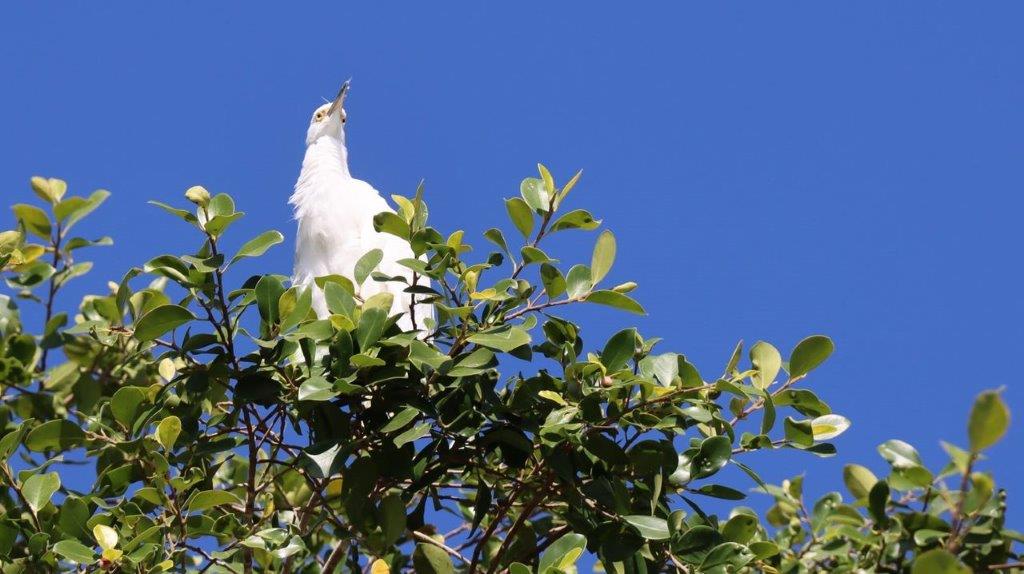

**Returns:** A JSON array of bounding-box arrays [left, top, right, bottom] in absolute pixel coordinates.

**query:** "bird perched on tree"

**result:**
[[290, 81, 432, 334]]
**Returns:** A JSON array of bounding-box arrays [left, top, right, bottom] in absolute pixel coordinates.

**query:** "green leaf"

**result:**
[[842, 464, 878, 500], [505, 197, 534, 239], [700, 542, 755, 571], [206, 193, 235, 217], [538, 163, 555, 194], [691, 435, 732, 479], [520, 245, 556, 265], [471, 481, 492, 534], [323, 280, 356, 318], [279, 285, 313, 330], [784, 417, 814, 447], [693, 484, 747, 500], [231, 230, 284, 264], [877, 439, 924, 469], [149, 201, 198, 224], [381, 407, 420, 433], [202, 212, 244, 237], [520, 177, 550, 213], [255, 275, 286, 326], [354, 248, 384, 285], [590, 230, 616, 284], [373, 212, 410, 239], [187, 489, 243, 513], [58, 190, 110, 230], [25, 419, 85, 452], [602, 328, 636, 371], [911, 549, 971, 574], [967, 390, 1010, 453], [565, 264, 593, 299], [550, 209, 601, 232], [623, 515, 670, 540], [58, 496, 91, 540], [53, 539, 97, 564], [393, 422, 431, 447], [585, 290, 645, 315], [110, 387, 147, 428], [23, 472, 60, 512], [380, 493, 406, 545], [539, 264, 566, 298], [484, 228, 511, 254], [469, 325, 531, 353], [788, 335, 834, 378], [538, 532, 587, 573], [0, 420, 31, 462], [749, 341, 782, 390], [412, 542, 455, 574], [133, 304, 195, 342], [556, 169, 582, 206], [868, 480, 890, 525], [356, 307, 388, 351], [12, 204, 51, 239], [156, 416, 182, 451], [721, 514, 758, 544], [298, 376, 338, 402], [538, 390, 567, 406]]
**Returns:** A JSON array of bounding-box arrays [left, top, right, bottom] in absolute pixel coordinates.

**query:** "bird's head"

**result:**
[[305, 80, 350, 146]]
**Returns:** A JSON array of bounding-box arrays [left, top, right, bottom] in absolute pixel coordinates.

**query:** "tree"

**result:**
[[0, 170, 1018, 573]]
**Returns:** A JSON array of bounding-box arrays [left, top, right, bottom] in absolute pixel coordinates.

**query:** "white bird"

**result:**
[[290, 81, 433, 334]]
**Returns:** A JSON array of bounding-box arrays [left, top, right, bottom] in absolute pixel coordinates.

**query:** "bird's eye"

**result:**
[[314, 112, 324, 122]]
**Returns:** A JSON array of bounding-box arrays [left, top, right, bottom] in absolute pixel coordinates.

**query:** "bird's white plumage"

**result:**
[[290, 91, 432, 334]]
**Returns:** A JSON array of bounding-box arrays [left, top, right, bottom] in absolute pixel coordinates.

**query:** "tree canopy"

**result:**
[[0, 170, 1018, 573]]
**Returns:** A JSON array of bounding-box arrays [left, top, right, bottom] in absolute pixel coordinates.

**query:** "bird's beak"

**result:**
[[326, 80, 350, 117]]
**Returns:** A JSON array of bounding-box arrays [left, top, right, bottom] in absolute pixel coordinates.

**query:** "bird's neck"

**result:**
[[300, 136, 351, 181]]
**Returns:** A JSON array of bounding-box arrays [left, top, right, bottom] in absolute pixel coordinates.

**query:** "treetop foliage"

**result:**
[[0, 169, 1018, 573]]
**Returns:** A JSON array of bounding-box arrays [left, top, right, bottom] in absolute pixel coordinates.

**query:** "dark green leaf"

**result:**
[[602, 328, 636, 371], [255, 275, 286, 325], [691, 436, 732, 479], [133, 304, 195, 342]]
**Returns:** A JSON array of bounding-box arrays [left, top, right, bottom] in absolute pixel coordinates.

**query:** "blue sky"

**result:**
[[2, 0, 1022, 549]]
